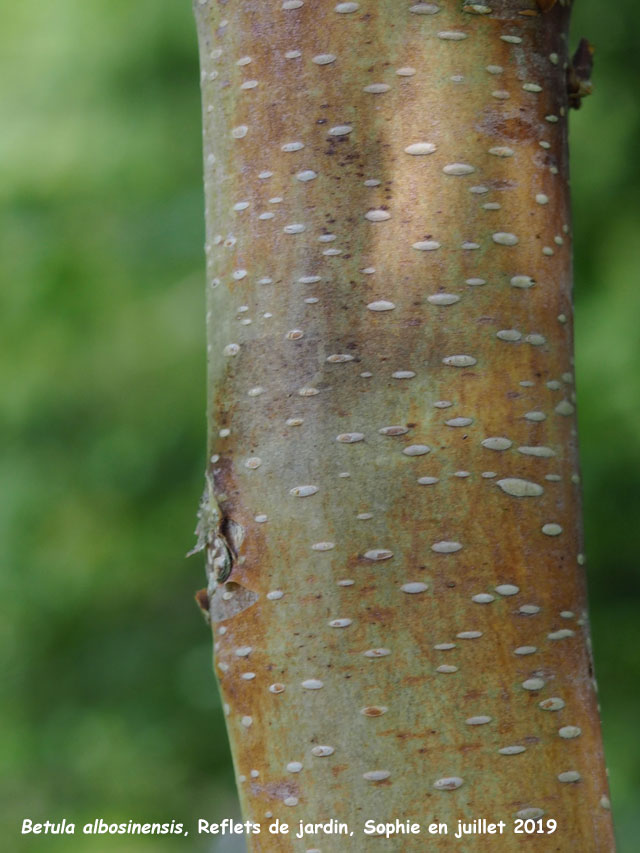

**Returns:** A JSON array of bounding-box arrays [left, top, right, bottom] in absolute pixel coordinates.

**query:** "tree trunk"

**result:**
[[192, 0, 614, 849]]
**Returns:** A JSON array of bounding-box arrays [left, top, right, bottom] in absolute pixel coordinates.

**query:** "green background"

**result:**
[[1, 1, 638, 850]]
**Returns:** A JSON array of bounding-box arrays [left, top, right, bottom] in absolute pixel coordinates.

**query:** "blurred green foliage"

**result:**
[[1, 1, 638, 850]]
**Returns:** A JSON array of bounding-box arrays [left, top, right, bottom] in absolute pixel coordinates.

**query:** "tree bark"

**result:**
[[192, 0, 614, 849]]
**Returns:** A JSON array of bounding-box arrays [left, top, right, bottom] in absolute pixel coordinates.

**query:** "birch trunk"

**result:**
[[192, 1, 614, 849]]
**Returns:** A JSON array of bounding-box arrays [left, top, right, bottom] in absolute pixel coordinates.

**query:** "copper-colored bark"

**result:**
[[193, 1, 614, 850]]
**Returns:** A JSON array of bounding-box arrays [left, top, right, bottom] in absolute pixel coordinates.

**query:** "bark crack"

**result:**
[[188, 472, 244, 589]]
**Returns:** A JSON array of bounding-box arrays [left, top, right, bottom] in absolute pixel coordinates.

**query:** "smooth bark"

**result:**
[[193, 1, 614, 849]]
